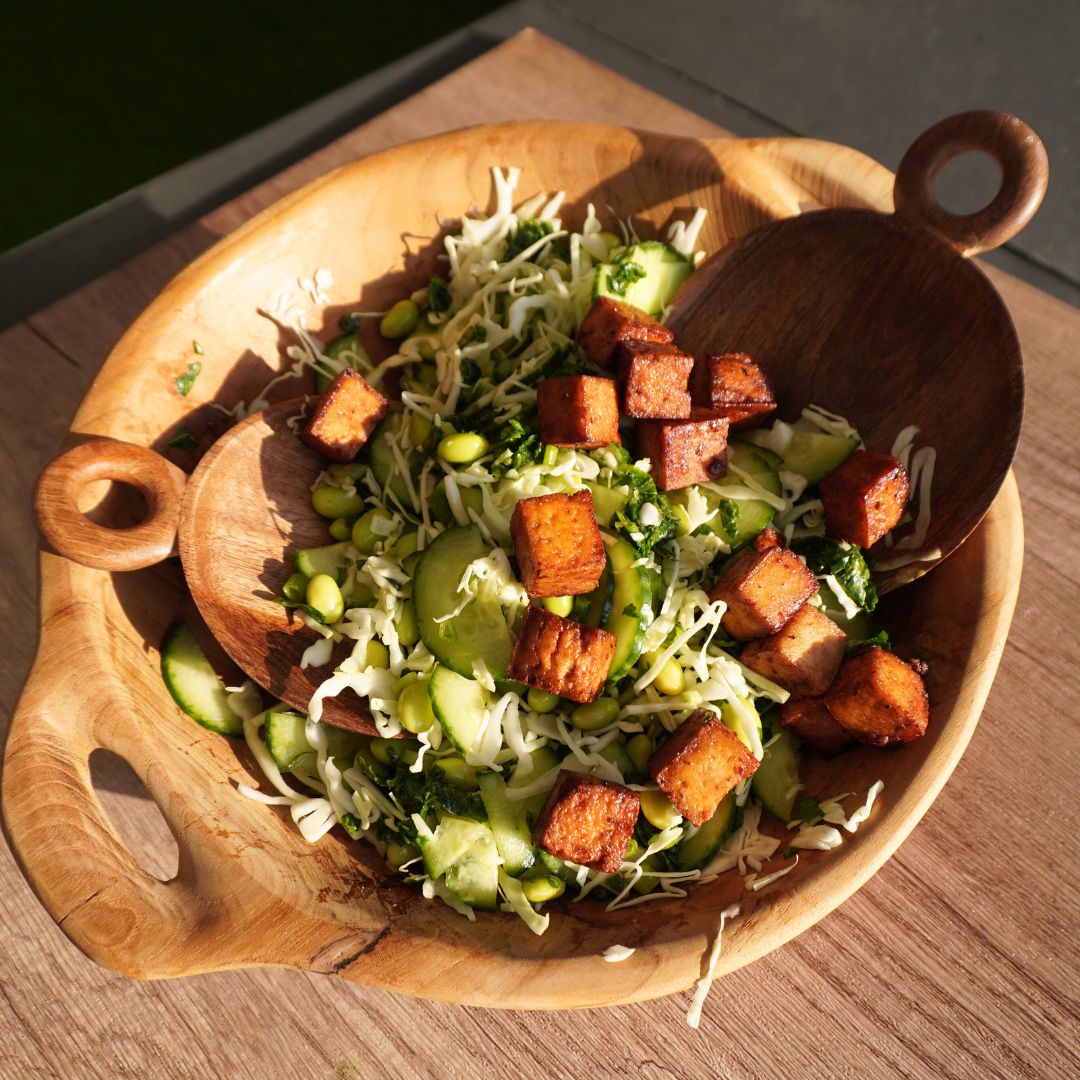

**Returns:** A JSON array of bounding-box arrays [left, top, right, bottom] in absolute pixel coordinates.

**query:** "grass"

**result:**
[[0, 1, 506, 253]]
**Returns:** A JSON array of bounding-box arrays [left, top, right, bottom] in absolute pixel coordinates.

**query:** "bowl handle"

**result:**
[[893, 110, 1048, 256], [35, 439, 187, 572]]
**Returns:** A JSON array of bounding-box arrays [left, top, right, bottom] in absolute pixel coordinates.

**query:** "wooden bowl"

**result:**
[[2, 122, 1023, 1007]]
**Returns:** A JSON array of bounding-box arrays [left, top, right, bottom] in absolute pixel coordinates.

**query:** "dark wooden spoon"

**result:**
[[668, 110, 1047, 592]]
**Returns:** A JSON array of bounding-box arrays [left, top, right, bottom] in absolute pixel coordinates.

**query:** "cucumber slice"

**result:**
[[265, 708, 311, 771], [160, 621, 244, 736], [429, 664, 489, 757], [478, 772, 535, 876], [604, 537, 653, 680], [780, 430, 859, 484], [413, 525, 514, 681], [314, 333, 372, 393], [675, 792, 740, 870], [752, 714, 802, 821], [419, 815, 499, 911], [592, 241, 694, 317], [508, 744, 561, 821], [366, 412, 420, 504], [576, 555, 614, 627], [294, 541, 350, 582], [536, 848, 579, 884], [585, 481, 628, 527]]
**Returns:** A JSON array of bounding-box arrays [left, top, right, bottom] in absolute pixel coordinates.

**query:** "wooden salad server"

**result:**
[[31, 401, 377, 731], [669, 110, 1047, 593]]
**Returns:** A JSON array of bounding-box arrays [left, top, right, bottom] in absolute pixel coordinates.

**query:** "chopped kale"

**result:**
[[791, 536, 878, 613], [175, 361, 202, 397], [458, 323, 487, 347], [718, 497, 740, 539], [428, 275, 451, 315], [272, 597, 326, 623], [611, 463, 678, 556], [502, 218, 554, 262], [795, 797, 823, 824], [606, 260, 646, 297], [338, 812, 362, 839], [382, 762, 487, 823], [338, 312, 361, 333], [166, 426, 199, 451], [490, 417, 544, 478], [847, 628, 891, 652]]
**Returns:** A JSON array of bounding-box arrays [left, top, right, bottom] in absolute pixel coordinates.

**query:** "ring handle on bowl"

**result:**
[[893, 110, 1048, 256], [35, 439, 187, 572]]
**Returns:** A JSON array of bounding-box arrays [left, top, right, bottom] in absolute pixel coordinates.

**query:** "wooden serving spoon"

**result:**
[[33, 402, 373, 731], [34, 111, 1046, 731], [668, 110, 1046, 591]]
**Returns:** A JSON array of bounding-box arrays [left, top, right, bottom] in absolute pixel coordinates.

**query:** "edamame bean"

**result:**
[[639, 788, 682, 830], [282, 571, 309, 602], [541, 595, 573, 618], [520, 875, 565, 904], [393, 530, 419, 559], [408, 412, 432, 447], [633, 855, 661, 895], [351, 508, 387, 554], [396, 600, 420, 648], [459, 485, 484, 516], [327, 462, 366, 483], [527, 688, 560, 713], [570, 696, 619, 731], [438, 432, 489, 465], [364, 640, 390, 669], [401, 551, 422, 576], [371, 737, 418, 767], [328, 517, 352, 541], [653, 657, 686, 696], [398, 680, 436, 734], [306, 574, 344, 623], [432, 756, 478, 791], [627, 733, 653, 772], [380, 299, 420, 339], [345, 582, 375, 608], [386, 841, 420, 871], [312, 485, 363, 520]]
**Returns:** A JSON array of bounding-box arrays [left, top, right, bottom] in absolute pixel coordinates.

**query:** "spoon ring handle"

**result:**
[[893, 110, 1048, 257], [35, 439, 187, 571]]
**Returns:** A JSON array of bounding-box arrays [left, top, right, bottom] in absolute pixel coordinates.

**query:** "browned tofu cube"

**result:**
[[708, 546, 818, 640], [510, 490, 605, 598], [779, 697, 855, 756], [825, 645, 929, 746], [740, 604, 848, 697], [690, 352, 777, 431], [536, 375, 620, 449], [648, 710, 759, 826], [533, 771, 640, 873], [576, 296, 674, 369], [820, 450, 910, 548], [754, 526, 783, 552], [507, 606, 616, 703], [634, 409, 729, 491], [300, 369, 389, 463], [616, 341, 693, 419]]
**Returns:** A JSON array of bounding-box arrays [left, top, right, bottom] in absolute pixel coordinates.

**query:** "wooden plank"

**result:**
[[0, 28, 1077, 1080]]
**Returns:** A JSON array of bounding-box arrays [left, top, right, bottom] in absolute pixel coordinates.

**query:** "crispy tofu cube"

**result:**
[[708, 546, 818, 640], [691, 352, 776, 431], [616, 341, 693, 419], [820, 450, 910, 548], [533, 771, 640, 873], [825, 645, 929, 746], [754, 526, 783, 552], [576, 296, 674, 369], [510, 490, 605, 598], [779, 697, 854, 756], [648, 710, 759, 826], [507, 606, 616, 703], [740, 604, 848, 697], [634, 409, 729, 491], [536, 375, 620, 449], [300, 369, 389, 463]]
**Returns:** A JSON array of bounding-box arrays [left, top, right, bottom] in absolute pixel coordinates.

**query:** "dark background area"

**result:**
[[0, 1, 505, 253]]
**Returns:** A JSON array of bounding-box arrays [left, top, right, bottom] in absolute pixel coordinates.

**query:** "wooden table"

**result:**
[[1, 30, 1077, 1079]]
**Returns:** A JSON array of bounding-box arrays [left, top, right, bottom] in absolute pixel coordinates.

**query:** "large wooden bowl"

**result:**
[[2, 123, 1022, 1007]]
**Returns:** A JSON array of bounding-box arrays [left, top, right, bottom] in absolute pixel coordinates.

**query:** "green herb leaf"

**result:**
[[428, 275, 451, 315], [175, 361, 202, 397], [490, 417, 543, 478], [795, 797, 822, 823], [166, 426, 199, 451], [192, 340, 205, 356], [273, 597, 326, 624], [847, 628, 891, 652], [339, 812, 362, 838], [607, 260, 646, 297], [338, 312, 360, 332], [718, 498, 740, 539], [610, 463, 678, 556], [502, 218, 554, 262], [791, 536, 878, 613]]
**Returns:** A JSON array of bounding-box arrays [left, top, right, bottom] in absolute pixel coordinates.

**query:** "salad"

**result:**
[[162, 168, 933, 958]]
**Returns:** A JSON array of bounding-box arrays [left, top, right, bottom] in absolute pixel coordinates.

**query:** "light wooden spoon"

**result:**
[[668, 110, 1047, 592], [34, 111, 1046, 731]]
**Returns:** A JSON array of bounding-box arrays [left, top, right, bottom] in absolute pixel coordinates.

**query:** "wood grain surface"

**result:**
[[0, 29, 1076, 1080]]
